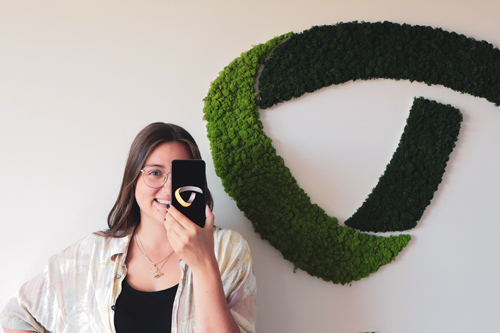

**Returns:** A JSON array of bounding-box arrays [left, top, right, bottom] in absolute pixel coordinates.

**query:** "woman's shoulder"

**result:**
[[212, 227, 252, 262], [52, 232, 130, 263], [213, 226, 248, 246], [212, 228, 255, 289]]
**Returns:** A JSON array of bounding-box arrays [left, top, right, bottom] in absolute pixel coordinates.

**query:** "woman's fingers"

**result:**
[[166, 204, 214, 231], [164, 206, 200, 249], [163, 205, 216, 270], [205, 205, 214, 229], [165, 205, 194, 230]]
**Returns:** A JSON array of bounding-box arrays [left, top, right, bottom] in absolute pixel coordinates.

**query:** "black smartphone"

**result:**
[[170, 159, 207, 228]]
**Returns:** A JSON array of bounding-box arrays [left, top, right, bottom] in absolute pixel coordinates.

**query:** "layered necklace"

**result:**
[[135, 235, 175, 279]]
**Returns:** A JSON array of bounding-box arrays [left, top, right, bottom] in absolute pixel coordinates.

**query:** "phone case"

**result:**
[[170, 159, 207, 228]]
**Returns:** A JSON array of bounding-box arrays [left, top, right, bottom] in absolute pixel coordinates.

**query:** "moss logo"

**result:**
[[203, 21, 500, 284]]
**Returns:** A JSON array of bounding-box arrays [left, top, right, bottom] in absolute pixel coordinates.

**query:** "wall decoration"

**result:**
[[203, 32, 410, 285], [258, 21, 500, 231], [203, 21, 499, 284], [259, 21, 500, 108], [346, 98, 462, 232]]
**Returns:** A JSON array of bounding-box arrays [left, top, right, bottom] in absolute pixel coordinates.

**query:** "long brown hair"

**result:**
[[99, 122, 213, 237]]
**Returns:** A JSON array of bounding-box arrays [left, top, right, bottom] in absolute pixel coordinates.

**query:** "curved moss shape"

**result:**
[[258, 21, 500, 232], [203, 32, 410, 285], [259, 21, 500, 109], [346, 97, 462, 231]]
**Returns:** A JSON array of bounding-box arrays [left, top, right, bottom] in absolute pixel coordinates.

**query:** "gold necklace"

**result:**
[[135, 235, 175, 279]]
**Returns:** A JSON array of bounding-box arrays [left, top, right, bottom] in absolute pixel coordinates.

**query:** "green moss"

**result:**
[[203, 32, 410, 285], [259, 21, 500, 108], [257, 21, 500, 233], [203, 20, 499, 282], [345, 97, 462, 231]]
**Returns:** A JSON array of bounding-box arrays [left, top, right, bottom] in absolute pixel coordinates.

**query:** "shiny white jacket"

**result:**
[[0, 227, 257, 333]]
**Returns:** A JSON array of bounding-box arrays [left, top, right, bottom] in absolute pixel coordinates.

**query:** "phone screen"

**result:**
[[170, 159, 207, 228]]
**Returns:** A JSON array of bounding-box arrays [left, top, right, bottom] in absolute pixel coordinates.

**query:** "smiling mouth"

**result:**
[[155, 199, 171, 205]]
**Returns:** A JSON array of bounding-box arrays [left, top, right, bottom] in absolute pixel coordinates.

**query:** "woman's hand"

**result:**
[[164, 205, 240, 333], [163, 205, 216, 272]]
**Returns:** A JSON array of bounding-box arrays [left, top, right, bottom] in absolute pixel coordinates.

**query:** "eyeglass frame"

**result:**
[[140, 166, 171, 189]]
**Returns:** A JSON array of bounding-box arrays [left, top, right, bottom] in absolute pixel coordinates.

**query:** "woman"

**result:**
[[0, 123, 257, 333]]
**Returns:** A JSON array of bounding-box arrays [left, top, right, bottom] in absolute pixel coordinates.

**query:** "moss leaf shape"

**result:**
[[345, 97, 462, 231]]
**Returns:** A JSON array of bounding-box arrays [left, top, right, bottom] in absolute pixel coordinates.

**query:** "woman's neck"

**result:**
[[134, 221, 172, 255]]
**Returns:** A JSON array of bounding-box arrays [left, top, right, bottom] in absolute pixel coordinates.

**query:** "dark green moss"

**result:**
[[345, 97, 462, 231], [259, 21, 500, 108]]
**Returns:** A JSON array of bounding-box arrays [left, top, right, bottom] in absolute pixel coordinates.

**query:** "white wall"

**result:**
[[2, 1, 500, 332]]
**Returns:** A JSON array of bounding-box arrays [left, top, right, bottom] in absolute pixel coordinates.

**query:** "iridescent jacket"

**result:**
[[0, 227, 257, 332]]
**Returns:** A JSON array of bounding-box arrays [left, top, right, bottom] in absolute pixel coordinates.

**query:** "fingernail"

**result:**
[[166, 204, 170, 209]]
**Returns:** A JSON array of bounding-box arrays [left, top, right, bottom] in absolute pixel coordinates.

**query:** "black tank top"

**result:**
[[114, 278, 179, 333]]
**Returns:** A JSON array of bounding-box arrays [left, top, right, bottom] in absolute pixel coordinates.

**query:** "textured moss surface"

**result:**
[[203, 32, 410, 285], [259, 21, 500, 108], [345, 97, 462, 231], [203, 21, 499, 283], [258, 21, 500, 232]]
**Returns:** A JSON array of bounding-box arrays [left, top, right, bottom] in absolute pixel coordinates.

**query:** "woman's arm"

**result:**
[[191, 254, 241, 333], [165, 205, 241, 333]]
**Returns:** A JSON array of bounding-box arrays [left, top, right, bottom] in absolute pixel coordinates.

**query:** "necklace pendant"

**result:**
[[151, 265, 163, 278]]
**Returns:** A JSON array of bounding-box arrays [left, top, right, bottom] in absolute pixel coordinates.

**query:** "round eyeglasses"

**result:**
[[140, 166, 171, 188]]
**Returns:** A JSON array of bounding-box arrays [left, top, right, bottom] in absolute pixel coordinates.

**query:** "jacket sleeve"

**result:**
[[0, 259, 55, 333], [215, 229, 257, 333], [0, 235, 102, 333]]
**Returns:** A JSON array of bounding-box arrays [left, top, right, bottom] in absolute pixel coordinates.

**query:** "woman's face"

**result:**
[[135, 141, 192, 226]]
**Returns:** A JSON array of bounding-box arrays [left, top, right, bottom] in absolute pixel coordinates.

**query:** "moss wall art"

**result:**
[[203, 21, 499, 284]]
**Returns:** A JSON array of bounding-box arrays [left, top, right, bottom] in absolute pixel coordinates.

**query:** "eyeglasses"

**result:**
[[140, 166, 171, 188]]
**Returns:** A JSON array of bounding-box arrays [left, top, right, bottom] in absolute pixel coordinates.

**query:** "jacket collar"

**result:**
[[109, 234, 132, 262]]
